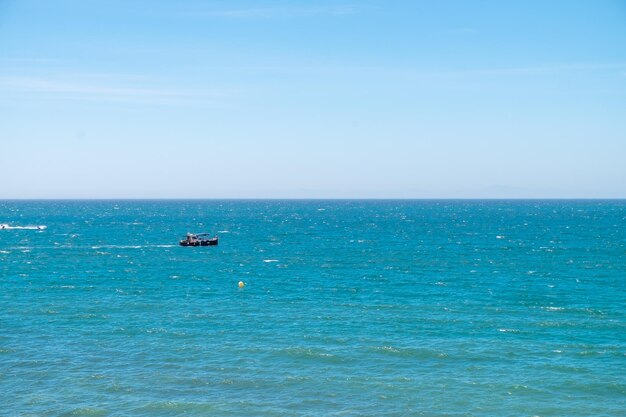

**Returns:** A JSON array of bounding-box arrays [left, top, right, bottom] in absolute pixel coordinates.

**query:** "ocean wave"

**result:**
[[370, 346, 449, 359], [275, 347, 341, 362], [497, 328, 521, 333], [135, 401, 219, 414], [537, 306, 606, 316], [91, 245, 142, 249], [60, 407, 107, 416]]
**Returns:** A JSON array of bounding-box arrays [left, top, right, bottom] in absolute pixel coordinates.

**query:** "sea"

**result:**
[[1, 200, 624, 416]]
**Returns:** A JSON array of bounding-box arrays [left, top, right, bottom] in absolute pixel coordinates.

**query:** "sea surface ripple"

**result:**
[[1, 200, 625, 416]]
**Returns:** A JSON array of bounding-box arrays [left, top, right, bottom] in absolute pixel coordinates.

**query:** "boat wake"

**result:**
[[90, 244, 175, 249], [0, 224, 47, 230]]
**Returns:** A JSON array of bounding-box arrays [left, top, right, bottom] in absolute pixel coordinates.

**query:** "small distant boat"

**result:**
[[179, 233, 218, 247]]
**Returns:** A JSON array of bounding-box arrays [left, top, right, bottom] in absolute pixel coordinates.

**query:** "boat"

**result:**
[[179, 233, 218, 246]]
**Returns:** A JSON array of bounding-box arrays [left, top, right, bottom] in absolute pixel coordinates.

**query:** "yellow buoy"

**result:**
[[238, 281, 245, 288]]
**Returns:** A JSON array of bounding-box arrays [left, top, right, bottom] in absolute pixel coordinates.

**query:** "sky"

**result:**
[[0, 0, 625, 198]]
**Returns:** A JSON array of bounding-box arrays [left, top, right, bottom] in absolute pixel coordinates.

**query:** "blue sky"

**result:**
[[1, 0, 625, 198]]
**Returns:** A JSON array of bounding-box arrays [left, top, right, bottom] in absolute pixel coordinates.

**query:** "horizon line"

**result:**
[[1, 197, 625, 201]]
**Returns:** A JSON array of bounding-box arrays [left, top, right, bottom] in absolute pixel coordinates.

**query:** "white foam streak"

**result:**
[[0, 224, 47, 230]]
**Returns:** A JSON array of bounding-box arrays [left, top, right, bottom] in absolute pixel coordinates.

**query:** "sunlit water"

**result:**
[[1, 200, 625, 416]]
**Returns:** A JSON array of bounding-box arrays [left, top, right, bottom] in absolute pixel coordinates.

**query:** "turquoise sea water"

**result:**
[[1, 200, 625, 416]]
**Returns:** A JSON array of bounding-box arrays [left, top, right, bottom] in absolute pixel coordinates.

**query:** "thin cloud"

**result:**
[[185, 62, 626, 78], [0, 57, 64, 64], [342, 62, 626, 79], [459, 62, 626, 77], [0, 75, 235, 105], [180, 5, 357, 19]]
